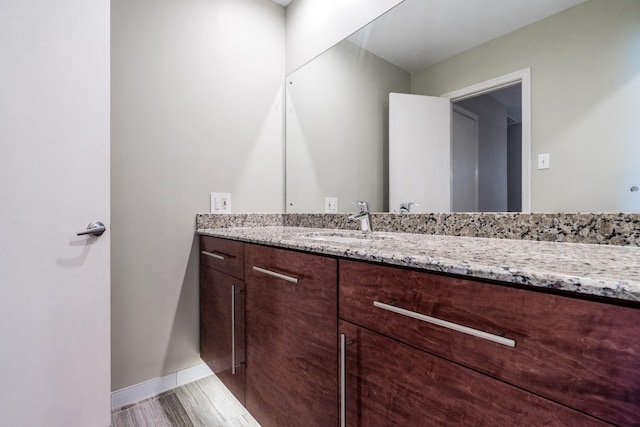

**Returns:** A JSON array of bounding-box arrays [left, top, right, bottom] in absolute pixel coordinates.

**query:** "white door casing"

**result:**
[[0, 0, 110, 426], [389, 93, 452, 213]]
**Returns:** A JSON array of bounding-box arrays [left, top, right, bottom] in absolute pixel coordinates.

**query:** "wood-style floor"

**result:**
[[111, 375, 260, 427]]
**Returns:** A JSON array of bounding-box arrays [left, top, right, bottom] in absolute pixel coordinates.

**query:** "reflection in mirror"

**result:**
[[285, 0, 640, 213], [453, 85, 523, 213], [286, 40, 409, 213], [389, 82, 525, 214]]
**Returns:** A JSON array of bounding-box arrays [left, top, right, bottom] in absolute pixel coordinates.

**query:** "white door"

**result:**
[[389, 93, 451, 213], [0, 1, 110, 426]]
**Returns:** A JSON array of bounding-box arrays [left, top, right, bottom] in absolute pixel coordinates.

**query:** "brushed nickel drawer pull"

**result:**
[[252, 266, 299, 283], [373, 301, 516, 348], [340, 333, 347, 427], [201, 250, 225, 261], [231, 284, 236, 375]]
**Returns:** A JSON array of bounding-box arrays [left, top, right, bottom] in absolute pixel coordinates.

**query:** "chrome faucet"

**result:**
[[349, 201, 372, 233], [400, 202, 419, 213]]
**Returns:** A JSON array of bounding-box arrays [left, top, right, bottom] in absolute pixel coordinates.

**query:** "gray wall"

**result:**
[[411, 0, 640, 212], [111, 0, 285, 391]]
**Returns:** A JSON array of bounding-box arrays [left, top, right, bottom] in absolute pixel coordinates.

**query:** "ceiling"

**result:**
[[347, 0, 588, 73], [271, 0, 292, 7]]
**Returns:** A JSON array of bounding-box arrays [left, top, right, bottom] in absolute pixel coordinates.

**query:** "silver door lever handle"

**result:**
[[77, 221, 106, 237]]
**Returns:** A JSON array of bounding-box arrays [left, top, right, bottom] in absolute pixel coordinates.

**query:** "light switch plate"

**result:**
[[210, 192, 232, 214], [538, 153, 550, 170], [325, 197, 338, 213]]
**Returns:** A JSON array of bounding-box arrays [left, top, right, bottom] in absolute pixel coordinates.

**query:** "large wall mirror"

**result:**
[[285, 0, 640, 213]]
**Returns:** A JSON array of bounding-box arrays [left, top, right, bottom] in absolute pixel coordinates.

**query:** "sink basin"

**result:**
[[307, 235, 372, 244], [291, 231, 380, 245]]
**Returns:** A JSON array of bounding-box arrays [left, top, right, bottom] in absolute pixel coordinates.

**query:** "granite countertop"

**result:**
[[197, 226, 640, 304]]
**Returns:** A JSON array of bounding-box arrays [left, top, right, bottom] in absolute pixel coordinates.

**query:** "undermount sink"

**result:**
[[307, 235, 372, 244], [291, 231, 381, 245]]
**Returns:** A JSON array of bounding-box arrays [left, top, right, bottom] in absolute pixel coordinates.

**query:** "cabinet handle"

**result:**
[[373, 301, 516, 348], [201, 250, 226, 261], [231, 284, 236, 375], [340, 333, 347, 427], [252, 266, 299, 283]]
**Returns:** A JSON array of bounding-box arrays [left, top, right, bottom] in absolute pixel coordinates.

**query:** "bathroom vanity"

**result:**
[[198, 225, 640, 427]]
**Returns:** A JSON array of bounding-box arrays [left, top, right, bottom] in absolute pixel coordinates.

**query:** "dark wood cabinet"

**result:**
[[198, 234, 639, 426], [339, 259, 640, 426], [244, 244, 338, 427], [199, 236, 245, 404], [339, 320, 608, 427]]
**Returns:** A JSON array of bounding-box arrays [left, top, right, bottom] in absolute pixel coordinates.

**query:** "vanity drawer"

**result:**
[[199, 236, 244, 279], [339, 259, 640, 426]]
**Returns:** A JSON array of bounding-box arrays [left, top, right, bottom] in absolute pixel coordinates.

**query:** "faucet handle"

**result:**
[[352, 201, 370, 212], [400, 202, 419, 213]]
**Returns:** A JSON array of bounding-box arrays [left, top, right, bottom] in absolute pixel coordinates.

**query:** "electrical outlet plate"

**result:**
[[538, 153, 550, 170], [210, 192, 232, 214], [325, 197, 338, 213]]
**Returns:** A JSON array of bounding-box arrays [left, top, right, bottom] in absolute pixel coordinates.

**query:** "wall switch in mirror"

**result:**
[[211, 192, 232, 214], [325, 197, 338, 213], [538, 153, 550, 170]]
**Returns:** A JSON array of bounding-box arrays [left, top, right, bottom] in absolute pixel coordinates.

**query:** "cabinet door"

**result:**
[[245, 244, 338, 427], [340, 260, 640, 425], [339, 320, 607, 427], [200, 265, 245, 404]]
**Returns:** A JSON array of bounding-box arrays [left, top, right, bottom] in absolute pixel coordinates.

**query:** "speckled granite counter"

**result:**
[[197, 226, 640, 304], [196, 212, 640, 245]]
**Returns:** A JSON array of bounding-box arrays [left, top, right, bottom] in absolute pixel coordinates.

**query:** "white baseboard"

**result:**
[[111, 363, 213, 410]]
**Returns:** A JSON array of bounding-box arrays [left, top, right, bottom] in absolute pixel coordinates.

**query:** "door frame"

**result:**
[[441, 68, 531, 212]]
